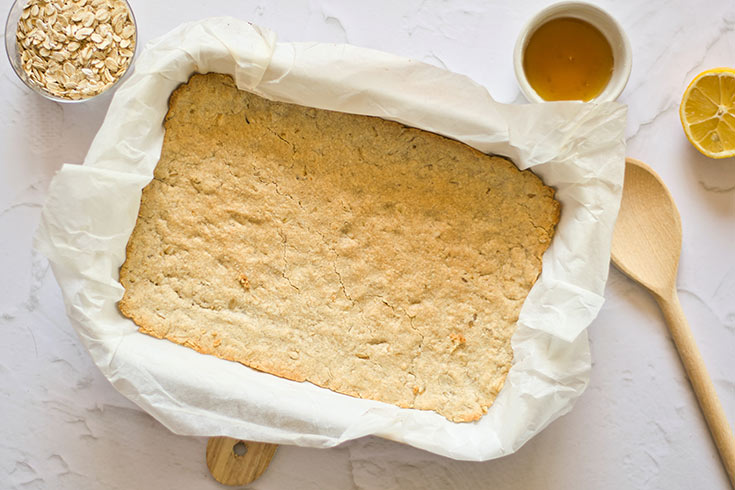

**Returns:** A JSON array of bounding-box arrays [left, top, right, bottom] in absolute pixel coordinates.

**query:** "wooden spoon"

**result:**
[[611, 157, 735, 487]]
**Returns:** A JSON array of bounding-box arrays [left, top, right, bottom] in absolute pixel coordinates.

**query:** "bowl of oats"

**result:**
[[4, 0, 137, 102]]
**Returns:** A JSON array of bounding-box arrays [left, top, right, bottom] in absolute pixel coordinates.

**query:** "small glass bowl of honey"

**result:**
[[513, 2, 631, 103]]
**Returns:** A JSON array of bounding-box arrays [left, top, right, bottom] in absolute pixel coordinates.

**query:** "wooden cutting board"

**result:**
[[206, 437, 279, 486]]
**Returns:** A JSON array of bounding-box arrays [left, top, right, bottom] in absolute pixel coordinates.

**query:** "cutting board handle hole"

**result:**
[[232, 441, 248, 457]]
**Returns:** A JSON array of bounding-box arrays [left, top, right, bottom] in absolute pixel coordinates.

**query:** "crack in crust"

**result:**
[[118, 73, 560, 422]]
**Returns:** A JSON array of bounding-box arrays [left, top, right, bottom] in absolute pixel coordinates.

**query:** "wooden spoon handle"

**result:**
[[206, 437, 278, 486], [657, 292, 735, 487]]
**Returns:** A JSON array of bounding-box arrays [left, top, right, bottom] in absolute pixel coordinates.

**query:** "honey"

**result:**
[[523, 17, 614, 102]]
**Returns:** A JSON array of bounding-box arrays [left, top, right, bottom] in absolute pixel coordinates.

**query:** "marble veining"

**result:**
[[1, 0, 733, 489]]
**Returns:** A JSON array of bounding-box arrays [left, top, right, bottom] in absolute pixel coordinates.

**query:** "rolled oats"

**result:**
[[16, 0, 136, 100]]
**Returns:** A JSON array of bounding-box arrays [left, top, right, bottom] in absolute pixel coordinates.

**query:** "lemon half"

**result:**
[[680, 68, 735, 159]]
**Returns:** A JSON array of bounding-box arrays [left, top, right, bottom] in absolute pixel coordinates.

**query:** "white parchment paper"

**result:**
[[34, 18, 626, 460]]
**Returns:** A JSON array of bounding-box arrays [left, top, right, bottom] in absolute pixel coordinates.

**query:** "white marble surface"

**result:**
[[1, 0, 733, 488]]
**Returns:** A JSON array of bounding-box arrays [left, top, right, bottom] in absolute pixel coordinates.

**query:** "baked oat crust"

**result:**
[[118, 73, 560, 422]]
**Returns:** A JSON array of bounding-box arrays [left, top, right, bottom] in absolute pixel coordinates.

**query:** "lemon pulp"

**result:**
[[680, 68, 735, 159]]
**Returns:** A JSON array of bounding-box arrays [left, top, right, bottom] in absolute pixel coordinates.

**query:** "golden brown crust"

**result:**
[[118, 73, 560, 422]]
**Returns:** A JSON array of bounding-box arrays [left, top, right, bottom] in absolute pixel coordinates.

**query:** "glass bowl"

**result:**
[[4, 0, 138, 103]]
